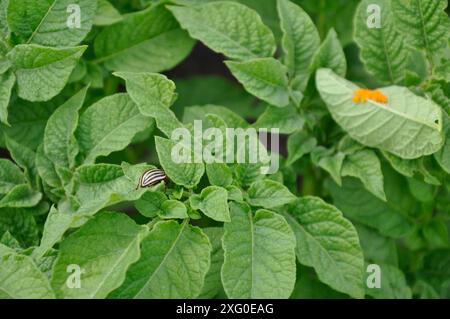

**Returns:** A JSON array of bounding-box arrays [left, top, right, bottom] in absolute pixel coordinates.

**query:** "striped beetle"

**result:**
[[137, 168, 167, 189]]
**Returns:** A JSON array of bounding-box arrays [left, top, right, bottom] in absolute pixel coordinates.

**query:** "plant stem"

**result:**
[[317, 0, 327, 39]]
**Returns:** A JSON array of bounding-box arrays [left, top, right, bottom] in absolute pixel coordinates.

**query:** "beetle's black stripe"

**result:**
[[143, 173, 165, 186], [142, 169, 165, 180], [142, 173, 165, 184], [142, 170, 165, 183], [143, 173, 166, 182]]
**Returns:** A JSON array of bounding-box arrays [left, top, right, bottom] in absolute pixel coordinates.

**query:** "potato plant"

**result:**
[[0, 0, 449, 299]]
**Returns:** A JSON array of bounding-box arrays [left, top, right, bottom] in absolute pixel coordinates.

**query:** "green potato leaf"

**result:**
[[76, 94, 152, 164], [110, 220, 211, 299], [190, 186, 230, 222], [316, 68, 444, 159], [198, 227, 224, 299], [418, 250, 450, 297], [94, 0, 122, 26], [326, 167, 414, 239], [221, 202, 296, 298], [311, 147, 345, 186], [2, 97, 60, 150], [7, 0, 96, 46], [392, 0, 450, 55], [277, 0, 320, 89], [354, 0, 410, 84], [247, 179, 296, 209], [44, 86, 88, 169], [0, 184, 42, 208], [114, 72, 182, 138], [286, 131, 317, 166], [7, 45, 86, 102], [135, 192, 168, 218], [0, 205, 42, 247], [341, 149, 386, 201], [95, 5, 194, 73], [159, 200, 188, 219], [155, 136, 205, 189], [226, 58, 290, 107], [0, 70, 15, 125], [283, 196, 365, 299], [434, 113, 450, 174], [0, 159, 26, 195], [253, 105, 305, 134], [205, 163, 233, 188], [310, 28, 347, 77], [364, 263, 412, 299], [51, 212, 147, 299], [168, 2, 276, 61], [0, 246, 55, 299]]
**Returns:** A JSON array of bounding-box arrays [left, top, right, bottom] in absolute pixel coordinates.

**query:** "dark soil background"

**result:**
[[167, 42, 234, 81]]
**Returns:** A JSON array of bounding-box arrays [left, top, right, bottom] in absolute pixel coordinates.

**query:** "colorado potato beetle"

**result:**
[[137, 169, 167, 189]]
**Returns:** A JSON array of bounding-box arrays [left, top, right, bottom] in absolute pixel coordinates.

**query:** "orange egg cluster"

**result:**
[[352, 89, 388, 104]]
